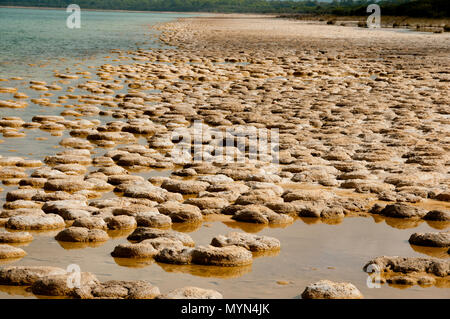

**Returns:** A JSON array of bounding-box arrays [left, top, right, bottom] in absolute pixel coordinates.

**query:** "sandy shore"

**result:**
[[0, 15, 449, 299]]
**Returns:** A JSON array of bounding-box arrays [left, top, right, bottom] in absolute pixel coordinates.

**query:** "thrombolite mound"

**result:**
[[191, 245, 253, 267], [127, 227, 195, 247], [231, 205, 294, 225], [409, 232, 450, 248], [0, 244, 27, 259], [374, 203, 428, 219], [210, 232, 280, 252], [156, 201, 203, 223], [301, 280, 363, 299], [89, 280, 160, 299], [157, 286, 222, 299], [363, 256, 450, 286], [31, 272, 99, 297], [5, 214, 65, 230], [55, 227, 109, 243], [0, 266, 67, 285], [111, 242, 159, 258], [0, 231, 33, 243]]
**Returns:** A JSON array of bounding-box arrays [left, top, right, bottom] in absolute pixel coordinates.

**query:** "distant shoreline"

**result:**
[[0, 5, 208, 14]]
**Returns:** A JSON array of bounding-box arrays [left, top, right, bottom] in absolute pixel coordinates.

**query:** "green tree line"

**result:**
[[0, 0, 448, 17]]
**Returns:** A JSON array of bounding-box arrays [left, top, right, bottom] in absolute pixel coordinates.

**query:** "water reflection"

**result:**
[[156, 262, 252, 279]]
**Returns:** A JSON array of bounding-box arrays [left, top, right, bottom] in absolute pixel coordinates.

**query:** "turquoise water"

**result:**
[[0, 7, 190, 160], [0, 7, 188, 78]]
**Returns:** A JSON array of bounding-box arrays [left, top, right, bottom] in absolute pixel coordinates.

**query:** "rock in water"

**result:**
[[157, 286, 223, 299], [301, 280, 363, 299]]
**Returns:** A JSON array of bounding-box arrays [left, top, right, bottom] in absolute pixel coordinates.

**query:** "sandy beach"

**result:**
[[0, 13, 449, 299]]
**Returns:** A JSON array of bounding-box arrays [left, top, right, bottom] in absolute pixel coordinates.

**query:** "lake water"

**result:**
[[0, 7, 189, 79]]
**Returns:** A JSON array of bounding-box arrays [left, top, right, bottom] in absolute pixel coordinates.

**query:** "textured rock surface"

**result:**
[[0, 266, 66, 285], [301, 280, 363, 299], [6, 214, 65, 230], [409, 232, 450, 247], [0, 244, 27, 259], [210, 232, 280, 252], [191, 245, 253, 266], [55, 227, 109, 242]]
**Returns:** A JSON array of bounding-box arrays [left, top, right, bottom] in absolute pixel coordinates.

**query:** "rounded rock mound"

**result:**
[[301, 280, 363, 299]]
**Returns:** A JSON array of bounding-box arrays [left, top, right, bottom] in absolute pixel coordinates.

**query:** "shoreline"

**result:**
[[0, 5, 209, 15]]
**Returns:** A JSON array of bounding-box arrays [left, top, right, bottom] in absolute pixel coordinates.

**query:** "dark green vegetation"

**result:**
[[0, 0, 448, 18]]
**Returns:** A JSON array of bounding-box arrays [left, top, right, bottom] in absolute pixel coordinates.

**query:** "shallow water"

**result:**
[[0, 8, 188, 78], [0, 213, 448, 299]]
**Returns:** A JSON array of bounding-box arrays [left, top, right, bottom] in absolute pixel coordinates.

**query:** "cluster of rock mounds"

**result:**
[[112, 230, 280, 267], [0, 265, 221, 299], [363, 256, 450, 287]]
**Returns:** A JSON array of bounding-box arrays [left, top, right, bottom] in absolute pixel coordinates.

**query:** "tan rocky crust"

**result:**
[[0, 244, 27, 259], [6, 214, 65, 230], [363, 256, 450, 287], [301, 280, 363, 299], [55, 227, 109, 243], [191, 245, 253, 266], [0, 266, 67, 285], [0, 231, 33, 243], [210, 232, 281, 252], [31, 272, 99, 296], [89, 280, 160, 299], [127, 227, 195, 247], [157, 286, 223, 299], [409, 232, 450, 248]]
